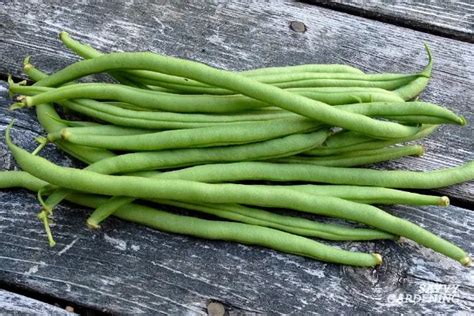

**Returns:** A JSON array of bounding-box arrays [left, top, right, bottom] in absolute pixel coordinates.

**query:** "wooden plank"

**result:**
[[305, 0, 474, 42], [0, 289, 75, 315], [0, 0, 473, 314]]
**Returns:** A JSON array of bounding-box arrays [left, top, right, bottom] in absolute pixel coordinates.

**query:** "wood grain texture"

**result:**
[[305, 0, 474, 42], [0, 289, 75, 315], [0, 0, 473, 314]]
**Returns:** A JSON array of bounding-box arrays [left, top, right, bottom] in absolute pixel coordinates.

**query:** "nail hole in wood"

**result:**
[[207, 301, 225, 316], [290, 21, 307, 33]]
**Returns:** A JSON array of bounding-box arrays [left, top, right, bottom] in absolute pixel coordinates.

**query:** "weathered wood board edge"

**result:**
[[0, 288, 76, 315], [303, 0, 474, 43]]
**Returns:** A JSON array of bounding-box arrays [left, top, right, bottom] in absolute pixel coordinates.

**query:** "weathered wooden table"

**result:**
[[1, 1, 473, 314]]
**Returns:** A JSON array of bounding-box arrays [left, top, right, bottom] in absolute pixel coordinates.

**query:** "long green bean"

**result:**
[[158, 161, 474, 189], [54, 118, 321, 151]]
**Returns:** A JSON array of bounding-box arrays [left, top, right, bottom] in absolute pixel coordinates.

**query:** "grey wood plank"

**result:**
[[306, 0, 474, 42], [0, 289, 75, 315], [0, 79, 473, 314], [0, 0, 472, 202]]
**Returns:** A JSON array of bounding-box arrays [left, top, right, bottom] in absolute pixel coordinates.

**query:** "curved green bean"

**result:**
[[149, 200, 396, 241], [394, 43, 433, 100], [66, 193, 383, 267], [0, 171, 48, 191], [335, 102, 465, 126], [6, 130, 469, 266]]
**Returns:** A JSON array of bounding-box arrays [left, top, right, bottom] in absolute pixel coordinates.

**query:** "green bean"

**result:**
[[18, 83, 408, 113], [128, 47, 432, 95], [87, 163, 448, 228], [32, 52, 421, 139], [53, 119, 102, 128], [394, 43, 433, 100], [265, 185, 448, 206], [275, 145, 424, 167], [57, 100, 238, 130], [0, 171, 446, 242], [148, 200, 396, 241], [54, 118, 321, 151], [6, 130, 468, 265], [159, 161, 474, 189], [335, 102, 465, 126], [0, 171, 48, 191], [66, 194, 383, 267], [59, 31, 368, 92], [60, 31, 364, 76], [305, 125, 437, 156], [86, 191, 395, 241]]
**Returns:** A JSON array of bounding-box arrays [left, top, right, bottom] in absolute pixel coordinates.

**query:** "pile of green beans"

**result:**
[[2, 32, 472, 268]]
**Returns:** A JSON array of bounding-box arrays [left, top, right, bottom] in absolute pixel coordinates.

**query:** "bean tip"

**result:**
[[373, 253, 383, 265], [60, 128, 72, 141], [59, 31, 69, 40], [86, 219, 101, 230], [439, 196, 450, 206], [459, 116, 468, 126], [23, 55, 31, 66], [460, 256, 472, 267], [23, 63, 33, 72], [9, 102, 26, 111], [415, 145, 425, 157]]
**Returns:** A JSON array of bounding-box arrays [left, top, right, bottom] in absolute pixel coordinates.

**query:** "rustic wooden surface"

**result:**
[[306, 0, 474, 42], [0, 289, 75, 315], [0, 0, 473, 314]]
